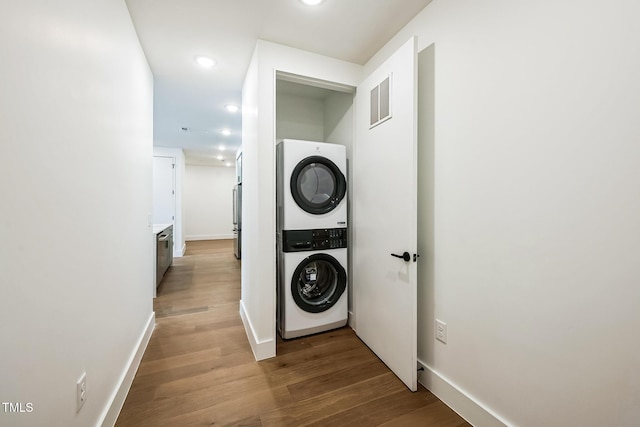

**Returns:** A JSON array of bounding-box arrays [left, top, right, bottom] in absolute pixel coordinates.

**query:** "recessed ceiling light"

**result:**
[[218, 144, 225, 151], [226, 162, 232, 167], [221, 129, 231, 136], [225, 104, 239, 113], [300, 0, 324, 5], [195, 56, 215, 68], [216, 155, 223, 160]]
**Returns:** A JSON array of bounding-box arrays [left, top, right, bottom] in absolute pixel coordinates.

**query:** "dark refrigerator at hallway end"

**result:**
[[233, 183, 241, 259]]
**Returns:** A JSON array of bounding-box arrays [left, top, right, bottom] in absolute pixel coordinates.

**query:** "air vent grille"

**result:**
[[370, 75, 392, 128]]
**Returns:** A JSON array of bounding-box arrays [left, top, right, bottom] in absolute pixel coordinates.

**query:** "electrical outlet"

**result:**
[[76, 372, 87, 412], [435, 319, 447, 344]]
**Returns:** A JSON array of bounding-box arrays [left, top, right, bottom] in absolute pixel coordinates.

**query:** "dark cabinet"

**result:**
[[156, 225, 173, 287]]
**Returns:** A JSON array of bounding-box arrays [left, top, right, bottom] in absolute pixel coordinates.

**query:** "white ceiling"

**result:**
[[125, 0, 431, 166]]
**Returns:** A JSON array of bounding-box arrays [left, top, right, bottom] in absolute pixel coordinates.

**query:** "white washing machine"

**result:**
[[277, 228, 348, 339], [277, 139, 347, 231]]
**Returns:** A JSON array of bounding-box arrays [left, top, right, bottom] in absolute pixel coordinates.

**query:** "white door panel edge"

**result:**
[[353, 37, 418, 391]]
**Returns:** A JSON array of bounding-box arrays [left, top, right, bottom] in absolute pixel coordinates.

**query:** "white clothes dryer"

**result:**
[[277, 139, 347, 231], [277, 228, 348, 339]]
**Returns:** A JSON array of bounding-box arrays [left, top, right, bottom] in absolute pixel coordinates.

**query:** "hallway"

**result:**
[[116, 240, 469, 426]]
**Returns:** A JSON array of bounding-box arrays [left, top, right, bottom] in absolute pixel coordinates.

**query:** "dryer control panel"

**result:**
[[282, 228, 347, 252]]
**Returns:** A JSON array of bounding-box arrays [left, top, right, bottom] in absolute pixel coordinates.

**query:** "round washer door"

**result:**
[[291, 253, 346, 313], [290, 156, 346, 215]]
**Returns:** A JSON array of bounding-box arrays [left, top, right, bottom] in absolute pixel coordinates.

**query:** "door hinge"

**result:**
[[172, 163, 175, 169]]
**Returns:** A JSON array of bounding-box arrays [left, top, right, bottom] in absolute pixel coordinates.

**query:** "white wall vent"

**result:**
[[370, 74, 392, 128]]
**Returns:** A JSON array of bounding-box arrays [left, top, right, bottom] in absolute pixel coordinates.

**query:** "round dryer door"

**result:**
[[291, 253, 346, 313], [290, 156, 346, 215]]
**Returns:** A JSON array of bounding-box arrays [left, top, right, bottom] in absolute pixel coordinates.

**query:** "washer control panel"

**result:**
[[282, 228, 347, 252]]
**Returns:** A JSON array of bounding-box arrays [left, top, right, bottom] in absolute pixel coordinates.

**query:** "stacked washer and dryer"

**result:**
[[276, 139, 349, 339]]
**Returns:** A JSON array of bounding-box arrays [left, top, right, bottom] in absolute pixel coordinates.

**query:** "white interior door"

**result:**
[[353, 37, 418, 391], [153, 156, 175, 226]]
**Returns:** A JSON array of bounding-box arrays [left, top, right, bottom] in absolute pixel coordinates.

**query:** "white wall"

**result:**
[[184, 164, 235, 241], [241, 40, 362, 360], [369, 1, 640, 426], [240, 47, 264, 358], [324, 92, 354, 147], [276, 92, 325, 141], [0, 1, 154, 426], [153, 147, 186, 256]]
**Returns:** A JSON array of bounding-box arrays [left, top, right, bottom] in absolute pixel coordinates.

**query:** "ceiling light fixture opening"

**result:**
[[300, 0, 324, 5], [221, 129, 231, 136], [195, 56, 215, 68], [218, 144, 226, 151], [225, 162, 232, 167], [225, 104, 239, 113]]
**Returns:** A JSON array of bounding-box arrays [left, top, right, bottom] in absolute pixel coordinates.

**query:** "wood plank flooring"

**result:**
[[116, 239, 470, 427]]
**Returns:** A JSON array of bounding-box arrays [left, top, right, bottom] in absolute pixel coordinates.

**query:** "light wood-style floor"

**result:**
[[116, 239, 470, 426]]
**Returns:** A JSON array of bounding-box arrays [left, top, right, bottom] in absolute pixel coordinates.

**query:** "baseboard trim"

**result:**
[[417, 359, 510, 427], [185, 234, 235, 241], [99, 312, 155, 427], [347, 310, 355, 330], [239, 300, 275, 361], [173, 243, 186, 258]]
